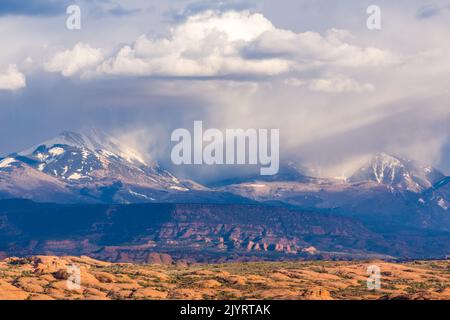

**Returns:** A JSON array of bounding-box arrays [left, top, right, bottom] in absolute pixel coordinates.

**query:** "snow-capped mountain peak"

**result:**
[[20, 129, 148, 167], [0, 129, 211, 203], [354, 153, 404, 184], [349, 153, 445, 192], [4, 129, 196, 192]]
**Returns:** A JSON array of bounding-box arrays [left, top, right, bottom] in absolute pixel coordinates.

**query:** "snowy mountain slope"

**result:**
[[16, 129, 188, 189], [0, 157, 82, 203], [209, 162, 316, 188], [420, 176, 450, 212]]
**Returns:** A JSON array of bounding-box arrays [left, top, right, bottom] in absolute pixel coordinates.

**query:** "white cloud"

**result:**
[[285, 75, 375, 93], [284, 78, 306, 87], [98, 11, 289, 77], [0, 64, 26, 91], [97, 11, 394, 78], [45, 43, 104, 77], [308, 76, 375, 93], [246, 28, 394, 69]]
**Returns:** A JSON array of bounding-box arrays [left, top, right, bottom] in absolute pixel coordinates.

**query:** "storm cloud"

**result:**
[[0, 0, 449, 181]]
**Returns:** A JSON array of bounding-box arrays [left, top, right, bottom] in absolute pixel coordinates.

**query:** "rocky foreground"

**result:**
[[0, 256, 448, 300]]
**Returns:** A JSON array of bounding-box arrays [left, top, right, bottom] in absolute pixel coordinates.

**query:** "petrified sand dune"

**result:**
[[0, 256, 448, 300]]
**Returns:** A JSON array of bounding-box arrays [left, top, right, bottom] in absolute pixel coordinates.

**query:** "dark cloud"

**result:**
[[416, 4, 449, 19], [169, 0, 259, 22], [0, 72, 211, 159], [0, 0, 142, 17], [107, 5, 141, 17], [0, 0, 71, 16]]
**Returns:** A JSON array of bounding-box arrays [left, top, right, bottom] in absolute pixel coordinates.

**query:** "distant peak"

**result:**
[[349, 152, 444, 192], [20, 128, 148, 166]]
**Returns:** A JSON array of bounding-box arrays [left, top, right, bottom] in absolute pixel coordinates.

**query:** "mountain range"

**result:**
[[0, 130, 449, 261], [221, 153, 450, 230]]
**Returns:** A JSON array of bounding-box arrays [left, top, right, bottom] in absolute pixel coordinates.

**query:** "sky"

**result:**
[[0, 0, 449, 180]]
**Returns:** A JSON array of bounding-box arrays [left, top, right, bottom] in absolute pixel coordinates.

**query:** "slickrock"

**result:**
[[0, 280, 29, 300], [0, 256, 448, 300]]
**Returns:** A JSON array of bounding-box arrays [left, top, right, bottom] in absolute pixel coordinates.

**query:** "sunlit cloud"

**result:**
[[0, 64, 26, 91]]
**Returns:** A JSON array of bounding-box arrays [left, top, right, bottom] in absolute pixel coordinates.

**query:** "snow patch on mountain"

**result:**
[[67, 173, 84, 180], [0, 158, 17, 169], [128, 189, 156, 201], [48, 147, 65, 157], [437, 198, 448, 210]]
